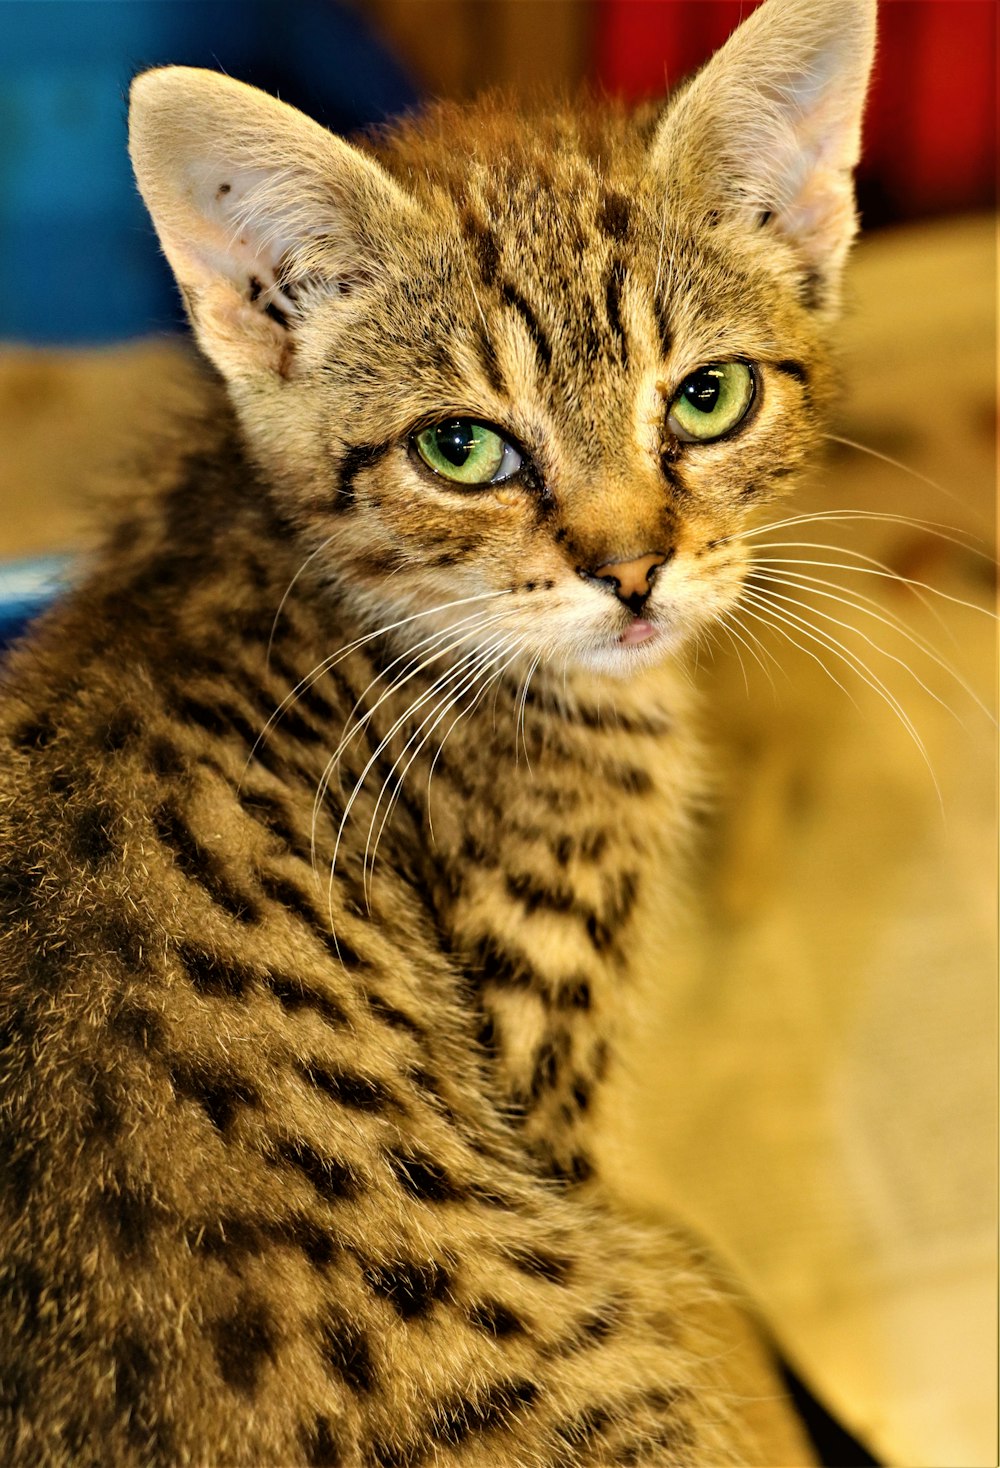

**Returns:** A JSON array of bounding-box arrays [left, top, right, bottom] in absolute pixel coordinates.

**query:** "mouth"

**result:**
[[617, 617, 660, 647]]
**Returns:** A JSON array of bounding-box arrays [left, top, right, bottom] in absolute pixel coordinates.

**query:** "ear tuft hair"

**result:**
[[129, 67, 420, 381], [650, 0, 877, 309]]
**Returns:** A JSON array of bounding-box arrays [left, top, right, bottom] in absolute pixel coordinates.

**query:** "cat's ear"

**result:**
[[129, 67, 420, 380], [650, 0, 876, 308]]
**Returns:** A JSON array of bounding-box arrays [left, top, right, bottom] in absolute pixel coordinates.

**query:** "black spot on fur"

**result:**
[[280, 1215, 338, 1268], [299, 1061, 393, 1113], [0, 1258, 44, 1337], [85, 1067, 127, 1141], [170, 695, 230, 740], [556, 977, 591, 1011], [114, 1331, 176, 1457], [264, 973, 347, 1028], [0, 859, 41, 910], [365, 991, 423, 1037], [303, 1415, 345, 1467], [530, 1040, 561, 1101], [555, 1403, 613, 1444], [97, 1179, 167, 1260], [147, 736, 186, 778], [152, 802, 259, 923], [468, 1300, 525, 1338], [429, 1378, 539, 1445], [213, 1296, 277, 1394], [277, 1138, 361, 1203], [550, 1152, 593, 1185], [586, 914, 614, 953], [370, 1438, 419, 1468], [609, 763, 652, 796], [508, 1249, 572, 1285], [389, 1150, 463, 1203], [97, 912, 147, 972], [472, 934, 544, 995], [177, 943, 254, 999], [99, 706, 142, 752], [505, 871, 574, 917], [70, 802, 118, 865], [362, 1258, 449, 1319], [264, 299, 290, 329], [169, 1062, 259, 1133], [189, 1215, 266, 1261], [320, 1309, 376, 1394], [258, 873, 365, 967], [11, 714, 58, 750]]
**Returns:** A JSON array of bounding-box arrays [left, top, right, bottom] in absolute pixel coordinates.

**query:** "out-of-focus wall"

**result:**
[[360, 0, 592, 97], [366, 0, 997, 225]]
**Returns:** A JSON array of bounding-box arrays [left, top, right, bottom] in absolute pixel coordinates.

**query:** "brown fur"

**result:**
[[0, 1, 874, 1462]]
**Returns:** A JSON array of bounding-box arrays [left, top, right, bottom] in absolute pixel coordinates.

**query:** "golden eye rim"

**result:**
[[666, 360, 759, 445]]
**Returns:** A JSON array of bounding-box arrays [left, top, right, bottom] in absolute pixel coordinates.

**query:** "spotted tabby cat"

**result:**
[[0, 0, 875, 1462]]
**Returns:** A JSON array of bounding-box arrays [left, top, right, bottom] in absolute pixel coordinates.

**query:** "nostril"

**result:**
[[587, 550, 671, 607]]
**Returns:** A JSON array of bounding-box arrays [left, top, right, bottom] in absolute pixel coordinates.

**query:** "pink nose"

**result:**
[[593, 552, 668, 603]]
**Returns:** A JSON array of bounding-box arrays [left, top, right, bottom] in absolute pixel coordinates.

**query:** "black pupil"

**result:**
[[682, 370, 722, 414], [434, 420, 477, 467]]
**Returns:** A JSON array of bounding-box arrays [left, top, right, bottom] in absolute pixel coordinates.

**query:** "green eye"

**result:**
[[668, 362, 755, 443], [414, 419, 522, 486]]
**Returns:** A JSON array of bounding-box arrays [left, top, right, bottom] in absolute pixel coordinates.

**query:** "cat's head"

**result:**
[[130, 0, 875, 680]]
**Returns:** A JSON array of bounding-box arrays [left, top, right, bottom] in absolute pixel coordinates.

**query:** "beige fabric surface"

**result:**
[[1, 215, 996, 1466]]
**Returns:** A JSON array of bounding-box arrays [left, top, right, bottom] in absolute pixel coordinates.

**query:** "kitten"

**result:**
[[0, 0, 875, 1463]]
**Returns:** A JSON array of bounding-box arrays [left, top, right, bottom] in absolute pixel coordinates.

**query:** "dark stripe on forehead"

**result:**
[[474, 322, 507, 398], [334, 440, 393, 511], [459, 208, 501, 287], [500, 282, 553, 373], [654, 295, 672, 362], [596, 189, 632, 243], [604, 261, 628, 369]]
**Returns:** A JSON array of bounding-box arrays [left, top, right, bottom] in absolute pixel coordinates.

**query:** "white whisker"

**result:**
[[363, 636, 527, 899], [823, 433, 968, 510], [748, 566, 995, 723], [739, 585, 942, 805], [242, 588, 512, 789]]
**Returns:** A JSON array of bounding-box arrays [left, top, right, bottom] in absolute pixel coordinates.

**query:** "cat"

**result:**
[[0, 0, 876, 1463]]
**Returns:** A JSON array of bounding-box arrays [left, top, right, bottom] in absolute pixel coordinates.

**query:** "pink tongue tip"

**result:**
[[618, 619, 657, 646]]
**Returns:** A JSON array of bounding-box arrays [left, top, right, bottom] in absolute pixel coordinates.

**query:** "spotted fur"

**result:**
[[0, 1, 875, 1463]]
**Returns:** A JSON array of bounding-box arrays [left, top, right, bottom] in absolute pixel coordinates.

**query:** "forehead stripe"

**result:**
[[473, 323, 507, 398], [499, 282, 553, 374], [603, 261, 629, 369]]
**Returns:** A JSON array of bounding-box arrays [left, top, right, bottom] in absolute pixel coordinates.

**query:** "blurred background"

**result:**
[[0, 4, 996, 1466], [0, 0, 994, 346]]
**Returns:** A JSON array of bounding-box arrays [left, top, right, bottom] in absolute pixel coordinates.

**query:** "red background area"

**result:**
[[592, 0, 997, 225]]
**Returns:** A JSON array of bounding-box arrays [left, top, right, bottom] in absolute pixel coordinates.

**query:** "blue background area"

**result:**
[[0, 0, 419, 346]]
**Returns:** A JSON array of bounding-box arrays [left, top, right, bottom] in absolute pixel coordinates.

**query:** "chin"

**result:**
[[569, 621, 690, 680]]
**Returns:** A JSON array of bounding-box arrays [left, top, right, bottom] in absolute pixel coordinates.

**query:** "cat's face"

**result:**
[[265, 128, 828, 678], [129, 0, 875, 679]]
